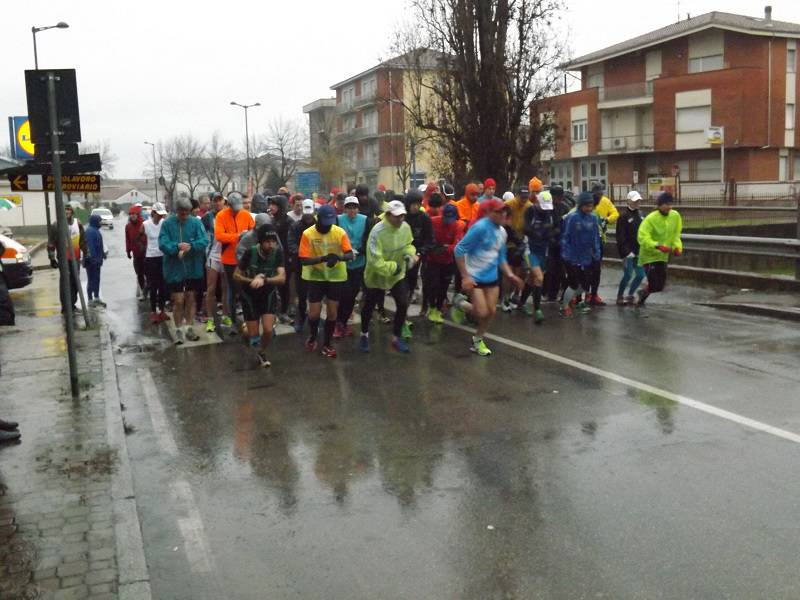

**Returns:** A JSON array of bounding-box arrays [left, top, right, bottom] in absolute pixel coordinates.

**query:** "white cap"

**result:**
[[386, 200, 407, 216], [152, 202, 168, 215], [417, 184, 427, 193], [301, 199, 315, 214], [627, 191, 642, 202], [502, 191, 515, 201], [343, 196, 360, 207], [538, 191, 553, 210]]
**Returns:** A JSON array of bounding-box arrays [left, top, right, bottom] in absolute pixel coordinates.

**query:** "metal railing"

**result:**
[[598, 81, 654, 103], [600, 134, 655, 152]]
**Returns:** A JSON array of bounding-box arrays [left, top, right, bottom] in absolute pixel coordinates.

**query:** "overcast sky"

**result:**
[[4, 0, 800, 178]]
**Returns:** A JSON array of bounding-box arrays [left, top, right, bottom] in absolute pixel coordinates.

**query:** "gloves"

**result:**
[[404, 254, 415, 269], [656, 245, 670, 253], [126, 252, 132, 259], [393, 262, 403, 276], [352, 249, 359, 258], [626, 252, 636, 259], [672, 248, 682, 257], [49, 257, 59, 269], [324, 254, 339, 268]]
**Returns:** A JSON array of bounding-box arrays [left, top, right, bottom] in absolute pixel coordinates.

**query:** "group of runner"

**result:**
[[123, 179, 683, 366]]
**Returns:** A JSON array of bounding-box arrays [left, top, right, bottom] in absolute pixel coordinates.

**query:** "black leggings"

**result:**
[[405, 261, 421, 301], [644, 262, 667, 293], [132, 255, 146, 291], [295, 265, 308, 323], [423, 261, 454, 310], [338, 266, 364, 326], [144, 256, 167, 312], [565, 263, 593, 292], [361, 279, 409, 338], [589, 245, 603, 296], [543, 249, 565, 300]]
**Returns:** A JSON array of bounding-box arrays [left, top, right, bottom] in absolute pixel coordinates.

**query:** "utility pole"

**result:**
[[145, 141, 158, 203], [230, 101, 260, 188]]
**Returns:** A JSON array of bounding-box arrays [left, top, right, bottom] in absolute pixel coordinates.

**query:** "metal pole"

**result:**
[[244, 106, 251, 183], [32, 29, 54, 238], [720, 126, 725, 185], [47, 71, 79, 398], [152, 145, 158, 203]]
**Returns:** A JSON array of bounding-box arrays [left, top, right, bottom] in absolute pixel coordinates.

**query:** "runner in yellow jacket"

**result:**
[[635, 192, 683, 313]]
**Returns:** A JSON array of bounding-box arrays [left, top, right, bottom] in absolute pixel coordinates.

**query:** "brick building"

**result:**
[[538, 8, 800, 197]]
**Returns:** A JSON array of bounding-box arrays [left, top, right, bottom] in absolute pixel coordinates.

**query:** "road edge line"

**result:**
[[100, 325, 153, 600]]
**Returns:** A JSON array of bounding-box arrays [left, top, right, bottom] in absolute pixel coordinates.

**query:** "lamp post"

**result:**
[[31, 21, 69, 234], [144, 141, 158, 204], [230, 101, 260, 185]]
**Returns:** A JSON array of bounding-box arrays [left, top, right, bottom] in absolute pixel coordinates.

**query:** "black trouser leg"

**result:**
[[389, 279, 410, 338], [295, 267, 308, 323], [405, 262, 421, 302], [360, 287, 384, 335], [338, 267, 364, 327], [133, 255, 146, 291], [438, 263, 454, 309]]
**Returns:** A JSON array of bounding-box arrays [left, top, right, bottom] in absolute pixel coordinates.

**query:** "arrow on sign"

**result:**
[[12, 175, 25, 189]]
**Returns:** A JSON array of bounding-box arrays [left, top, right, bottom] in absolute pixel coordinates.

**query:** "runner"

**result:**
[[84, 213, 106, 308], [636, 192, 683, 313], [587, 183, 619, 306], [425, 203, 464, 323], [158, 197, 208, 344], [125, 205, 147, 300], [450, 198, 524, 356], [360, 200, 417, 353], [144, 203, 169, 323], [335, 196, 368, 338], [543, 185, 569, 302], [236, 213, 273, 261], [503, 182, 534, 311], [403, 190, 432, 326], [355, 183, 380, 219], [234, 224, 286, 367], [214, 191, 255, 332], [455, 183, 481, 226], [288, 199, 317, 333], [616, 191, 646, 306], [520, 188, 556, 323], [202, 193, 230, 332], [559, 192, 601, 318], [287, 193, 304, 223], [480, 178, 499, 202], [298, 204, 353, 358], [500, 204, 527, 313]]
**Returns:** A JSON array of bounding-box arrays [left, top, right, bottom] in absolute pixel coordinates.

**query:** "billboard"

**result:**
[[296, 171, 321, 197], [7, 116, 35, 159], [647, 177, 677, 200]]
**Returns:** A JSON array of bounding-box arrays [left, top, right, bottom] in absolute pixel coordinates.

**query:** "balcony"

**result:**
[[353, 93, 377, 109], [357, 157, 378, 170], [352, 126, 378, 142], [335, 93, 377, 114], [600, 134, 655, 154], [598, 81, 654, 109], [333, 128, 356, 143]]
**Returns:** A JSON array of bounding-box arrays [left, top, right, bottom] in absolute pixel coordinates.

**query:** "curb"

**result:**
[[100, 325, 153, 600], [696, 302, 800, 322]]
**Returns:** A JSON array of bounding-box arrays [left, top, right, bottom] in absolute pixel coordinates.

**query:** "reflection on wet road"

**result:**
[[92, 217, 800, 599]]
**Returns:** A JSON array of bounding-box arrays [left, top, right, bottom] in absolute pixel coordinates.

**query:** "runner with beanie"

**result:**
[[636, 192, 683, 313], [298, 204, 353, 357]]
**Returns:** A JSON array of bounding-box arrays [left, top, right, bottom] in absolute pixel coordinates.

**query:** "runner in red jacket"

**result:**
[[125, 206, 148, 298]]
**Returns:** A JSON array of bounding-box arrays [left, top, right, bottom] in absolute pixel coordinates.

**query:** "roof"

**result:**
[[330, 49, 447, 90], [564, 10, 800, 70], [302, 98, 336, 113]]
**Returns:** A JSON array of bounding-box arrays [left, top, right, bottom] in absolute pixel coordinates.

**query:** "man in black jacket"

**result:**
[[287, 200, 316, 332], [615, 191, 646, 305]]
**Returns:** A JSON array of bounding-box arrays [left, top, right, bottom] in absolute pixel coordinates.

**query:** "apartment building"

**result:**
[[538, 8, 800, 195], [304, 50, 443, 192]]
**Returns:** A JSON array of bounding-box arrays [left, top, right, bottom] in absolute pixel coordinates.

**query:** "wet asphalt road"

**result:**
[[96, 217, 800, 599]]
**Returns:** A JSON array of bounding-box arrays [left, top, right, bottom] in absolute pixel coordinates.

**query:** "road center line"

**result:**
[[444, 322, 800, 445]]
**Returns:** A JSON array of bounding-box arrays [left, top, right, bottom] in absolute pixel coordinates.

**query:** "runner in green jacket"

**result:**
[[636, 192, 683, 311]]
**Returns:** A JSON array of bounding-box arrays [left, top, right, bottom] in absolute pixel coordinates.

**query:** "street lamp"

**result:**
[[230, 101, 260, 185], [144, 141, 158, 204], [32, 22, 69, 69]]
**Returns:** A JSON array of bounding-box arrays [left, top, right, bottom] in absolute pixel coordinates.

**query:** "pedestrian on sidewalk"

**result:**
[[47, 205, 87, 314], [616, 191, 646, 305], [360, 200, 417, 354], [425, 203, 464, 324], [84, 213, 106, 307], [125, 205, 147, 300], [335, 196, 368, 339], [144, 203, 169, 323], [234, 224, 286, 367], [636, 192, 683, 312], [450, 199, 524, 357], [560, 192, 601, 318], [298, 204, 353, 358], [159, 197, 208, 344]]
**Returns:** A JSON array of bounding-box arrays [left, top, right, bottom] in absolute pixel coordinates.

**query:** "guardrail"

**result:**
[[607, 232, 800, 279]]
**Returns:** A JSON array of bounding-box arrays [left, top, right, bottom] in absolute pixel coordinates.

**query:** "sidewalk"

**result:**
[[0, 270, 149, 600]]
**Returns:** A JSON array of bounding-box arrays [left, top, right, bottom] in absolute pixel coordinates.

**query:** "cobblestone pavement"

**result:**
[[0, 272, 126, 600]]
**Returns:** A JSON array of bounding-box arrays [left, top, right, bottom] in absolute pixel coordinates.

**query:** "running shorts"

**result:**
[[240, 287, 279, 321], [526, 250, 547, 270], [474, 280, 499, 290], [166, 278, 203, 296], [206, 255, 223, 272], [307, 280, 344, 303]]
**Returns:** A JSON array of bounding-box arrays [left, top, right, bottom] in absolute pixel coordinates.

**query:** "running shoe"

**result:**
[[501, 299, 513, 313], [589, 294, 607, 307], [320, 345, 337, 358], [400, 321, 413, 340], [95, 298, 107, 308], [342, 324, 354, 337], [576, 301, 591, 314], [470, 338, 492, 356], [534, 309, 544, 324], [427, 308, 444, 324], [636, 289, 647, 307], [522, 303, 533, 316], [205, 318, 216, 333], [221, 315, 233, 328], [625, 295, 636, 306], [332, 323, 345, 339], [174, 329, 184, 345], [616, 296, 626, 306], [450, 294, 467, 324], [149, 312, 160, 324], [559, 304, 574, 318], [392, 337, 410, 353], [379, 310, 392, 324], [158, 311, 170, 322], [359, 334, 370, 353], [257, 352, 271, 368], [305, 338, 318, 352], [185, 327, 200, 342]]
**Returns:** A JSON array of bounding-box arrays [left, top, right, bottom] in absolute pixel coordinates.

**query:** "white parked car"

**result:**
[[91, 207, 115, 229]]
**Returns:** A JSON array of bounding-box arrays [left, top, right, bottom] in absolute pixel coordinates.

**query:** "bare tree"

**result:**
[[250, 136, 275, 193], [80, 139, 118, 179], [176, 134, 206, 199], [391, 0, 564, 190], [263, 117, 308, 189], [201, 132, 239, 193], [158, 137, 182, 206]]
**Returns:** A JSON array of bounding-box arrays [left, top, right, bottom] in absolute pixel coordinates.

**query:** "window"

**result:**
[[787, 104, 796, 130], [362, 77, 377, 99], [343, 114, 356, 131], [572, 119, 587, 142], [695, 158, 721, 181], [586, 63, 604, 89], [789, 48, 797, 74], [676, 105, 711, 132], [363, 142, 378, 167], [779, 156, 788, 181], [549, 161, 573, 191], [362, 110, 377, 133], [794, 155, 800, 181], [342, 86, 355, 107], [689, 54, 724, 73]]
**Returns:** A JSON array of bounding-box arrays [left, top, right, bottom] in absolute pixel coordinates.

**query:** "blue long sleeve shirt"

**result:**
[[560, 210, 601, 267], [454, 217, 508, 284]]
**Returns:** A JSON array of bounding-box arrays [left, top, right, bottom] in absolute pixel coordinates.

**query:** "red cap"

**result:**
[[482, 198, 504, 213], [425, 182, 438, 196], [128, 205, 142, 215], [484, 178, 497, 189], [330, 187, 340, 196], [377, 184, 386, 192]]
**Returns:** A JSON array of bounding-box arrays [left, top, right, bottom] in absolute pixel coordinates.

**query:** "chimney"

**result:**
[[765, 6, 772, 23]]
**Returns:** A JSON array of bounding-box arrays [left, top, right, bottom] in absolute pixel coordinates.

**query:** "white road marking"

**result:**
[[445, 322, 800, 445], [139, 368, 178, 456]]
